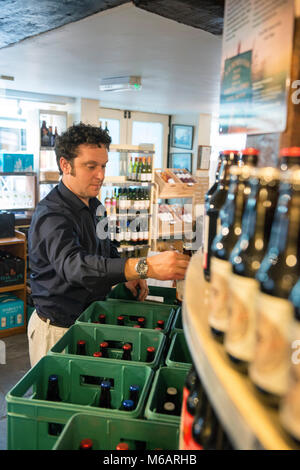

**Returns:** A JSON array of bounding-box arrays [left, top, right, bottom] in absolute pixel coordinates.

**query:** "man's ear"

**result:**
[[60, 157, 71, 175]]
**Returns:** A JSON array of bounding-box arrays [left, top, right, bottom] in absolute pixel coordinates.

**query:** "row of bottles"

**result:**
[[109, 217, 149, 246], [204, 146, 300, 446], [40, 120, 59, 148], [181, 365, 233, 450], [127, 156, 153, 182], [75, 339, 157, 362], [104, 187, 151, 215], [93, 313, 165, 330]]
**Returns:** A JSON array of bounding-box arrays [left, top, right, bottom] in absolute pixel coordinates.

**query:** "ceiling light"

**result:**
[[99, 76, 142, 92], [0, 75, 14, 81]]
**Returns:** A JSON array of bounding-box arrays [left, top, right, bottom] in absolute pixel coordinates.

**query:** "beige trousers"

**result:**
[[27, 310, 69, 368]]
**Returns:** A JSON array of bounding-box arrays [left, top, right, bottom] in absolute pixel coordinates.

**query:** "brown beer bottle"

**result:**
[[250, 169, 300, 407], [226, 167, 280, 374], [203, 150, 240, 282], [209, 148, 259, 343]]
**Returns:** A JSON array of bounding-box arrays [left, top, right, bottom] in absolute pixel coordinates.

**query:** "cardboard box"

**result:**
[[0, 294, 24, 330]]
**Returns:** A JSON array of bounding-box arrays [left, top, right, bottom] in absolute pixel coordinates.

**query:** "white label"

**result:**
[[249, 292, 294, 396], [146, 295, 164, 303], [280, 321, 300, 440], [225, 273, 259, 362], [208, 257, 232, 332]]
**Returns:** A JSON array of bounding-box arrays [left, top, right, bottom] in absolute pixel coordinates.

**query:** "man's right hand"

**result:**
[[124, 251, 190, 281]]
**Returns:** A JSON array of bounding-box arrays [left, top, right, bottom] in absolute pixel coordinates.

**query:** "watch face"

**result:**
[[137, 258, 148, 278]]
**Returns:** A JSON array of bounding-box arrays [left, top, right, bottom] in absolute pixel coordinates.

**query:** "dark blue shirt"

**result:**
[[28, 181, 127, 327]]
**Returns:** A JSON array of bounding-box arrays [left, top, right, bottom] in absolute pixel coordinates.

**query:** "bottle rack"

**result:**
[[100, 144, 155, 257], [182, 249, 297, 450], [0, 231, 27, 339]]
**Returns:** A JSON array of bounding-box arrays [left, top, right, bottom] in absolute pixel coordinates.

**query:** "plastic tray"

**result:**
[[6, 355, 153, 450], [53, 412, 179, 450], [145, 367, 187, 424], [49, 323, 166, 369], [165, 332, 192, 369], [76, 299, 176, 334]]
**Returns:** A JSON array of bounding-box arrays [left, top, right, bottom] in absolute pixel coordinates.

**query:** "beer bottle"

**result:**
[[76, 340, 87, 356], [209, 150, 259, 342], [280, 276, 300, 444], [205, 152, 223, 203], [116, 442, 129, 450], [156, 320, 164, 329], [129, 384, 140, 408], [137, 317, 145, 328], [189, 390, 215, 450], [249, 169, 300, 406], [117, 315, 125, 326], [98, 314, 106, 324], [99, 380, 112, 408], [145, 346, 156, 363], [226, 167, 280, 373], [176, 231, 196, 302], [122, 343, 132, 361], [121, 399, 135, 412], [165, 386, 179, 415], [278, 147, 300, 172], [79, 438, 93, 450], [46, 374, 62, 402], [100, 341, 109, 358], [203, 150, 240, 282]]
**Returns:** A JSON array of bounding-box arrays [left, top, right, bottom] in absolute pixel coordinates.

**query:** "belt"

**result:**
[[37, 312, 66, 329]]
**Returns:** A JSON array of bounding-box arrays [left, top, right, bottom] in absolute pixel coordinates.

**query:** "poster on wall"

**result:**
[[219, 0, 294, 135]]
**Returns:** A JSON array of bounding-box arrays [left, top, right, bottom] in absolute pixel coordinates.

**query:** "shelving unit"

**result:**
[[151, 169, 208, 251], [182, 249, 297, 450], [100, 144, 155, 257], [0, 231, 27, 339], [0, 172, 37, 212]]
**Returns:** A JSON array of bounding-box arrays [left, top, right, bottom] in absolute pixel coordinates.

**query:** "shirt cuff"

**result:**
[[104, 256, 127, 285]]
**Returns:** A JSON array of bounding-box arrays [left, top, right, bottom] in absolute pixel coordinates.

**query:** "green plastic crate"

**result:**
[[49, 323, 166, 369], [170, 307, 183, 337], [6, 355, 153, 450], [165, 332, 192, 369], [76, 299, 176, 334], [108, 283, 178, 306], [53, 412, 179, 450], [145, 367, 187, 424]]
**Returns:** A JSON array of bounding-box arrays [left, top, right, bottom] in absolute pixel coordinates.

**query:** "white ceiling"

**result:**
[[0, 3, 223, 116]]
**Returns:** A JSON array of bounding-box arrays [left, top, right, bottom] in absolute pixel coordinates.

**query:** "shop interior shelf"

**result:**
[[182, 249, 298, 451]]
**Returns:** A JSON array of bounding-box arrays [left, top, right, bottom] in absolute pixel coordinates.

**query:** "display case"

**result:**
[[0, 173, 36, 211], [38, 110, 67, 200]]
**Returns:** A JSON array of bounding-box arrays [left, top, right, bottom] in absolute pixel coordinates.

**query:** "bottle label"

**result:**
[[225, 274, 259, 362], [208, 257, 231, 333], [203, 215, 210, 269], [280, 321, 300, 440], [249, 292, 293, 396], [176, 279, 185, 301]]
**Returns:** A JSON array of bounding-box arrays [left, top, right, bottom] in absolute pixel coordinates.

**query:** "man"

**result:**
[[28, 122, 189, 367]]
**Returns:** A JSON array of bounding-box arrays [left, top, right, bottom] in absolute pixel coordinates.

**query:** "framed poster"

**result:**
[[169, 153, 192, 172], [171, 124, 194, 150]]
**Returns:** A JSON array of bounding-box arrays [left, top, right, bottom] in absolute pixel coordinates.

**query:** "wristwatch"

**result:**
[[135, 257, 149, 279]]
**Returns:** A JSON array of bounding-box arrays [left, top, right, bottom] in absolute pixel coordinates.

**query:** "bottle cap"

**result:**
[[116, 443, 129, 450], [117, 315, 125, 321], [163, 401, 175, 412], [93, 351, 103, 358], [167, 387, 178, 396], [77, 340, 86, 345], [147, 347, 155, 353], [279, 147, 300, 157], [100, 380, 111, 389], [223, 149, 239, 154], [80, 438, 93, 449], [49, 374, 59, 382], [129, 384, 140, 392], [122, 399, 134, 409], [241, 147, 260, 156], [157, 320, 165, 326], [123, 343, 132, 351], [100, 341, 109, 348], [98, 314, 106, 320], [138, 317, 145, 323], [133, 325, 141, 328], [155, 327, 162, 331]]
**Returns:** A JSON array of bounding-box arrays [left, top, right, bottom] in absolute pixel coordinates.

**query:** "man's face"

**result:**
[[61, 144, 108, 202]]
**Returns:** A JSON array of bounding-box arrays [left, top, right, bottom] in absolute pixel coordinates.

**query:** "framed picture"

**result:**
[[197, 145, 211, 170], [169, 153, 192, 172], [171, 124, 194, 150]]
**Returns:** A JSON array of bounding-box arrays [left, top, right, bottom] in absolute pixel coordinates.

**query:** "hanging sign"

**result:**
[[219, 0, 294, 134]]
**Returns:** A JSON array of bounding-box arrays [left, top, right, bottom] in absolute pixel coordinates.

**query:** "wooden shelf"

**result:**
[[182, 249, 298, 450], [0, 284, 25, 294]]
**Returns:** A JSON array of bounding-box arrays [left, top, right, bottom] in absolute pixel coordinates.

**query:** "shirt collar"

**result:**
[[58, 180, 100, 213]]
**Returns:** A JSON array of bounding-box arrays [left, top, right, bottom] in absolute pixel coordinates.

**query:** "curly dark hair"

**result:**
[[55, 122, 111, 175]]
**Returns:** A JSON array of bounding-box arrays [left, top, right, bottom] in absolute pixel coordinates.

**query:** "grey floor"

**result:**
[[0, 333, 31, 450]]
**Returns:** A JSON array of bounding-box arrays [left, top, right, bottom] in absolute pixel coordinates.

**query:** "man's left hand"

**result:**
[[125, 279, 149, 302]]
